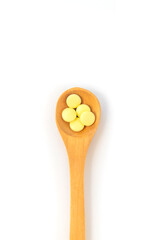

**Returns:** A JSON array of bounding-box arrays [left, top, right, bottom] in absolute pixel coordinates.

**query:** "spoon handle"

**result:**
[[70, 168, 85, 240], [66, 138, 89, 240]]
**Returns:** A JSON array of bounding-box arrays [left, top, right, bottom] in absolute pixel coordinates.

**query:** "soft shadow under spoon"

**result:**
[[56, 87, 101, 240]]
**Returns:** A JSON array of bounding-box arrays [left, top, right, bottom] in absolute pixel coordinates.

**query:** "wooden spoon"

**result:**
[[56, 87, 101, 240]]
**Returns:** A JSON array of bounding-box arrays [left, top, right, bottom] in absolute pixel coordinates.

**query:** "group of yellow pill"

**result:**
[[62, 94, 95, 132]]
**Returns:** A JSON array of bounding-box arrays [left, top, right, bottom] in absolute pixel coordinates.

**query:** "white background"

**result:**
[[0, 0, 157, 239]]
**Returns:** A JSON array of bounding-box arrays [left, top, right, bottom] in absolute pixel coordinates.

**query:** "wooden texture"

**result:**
[[56, 87, 101, 240]]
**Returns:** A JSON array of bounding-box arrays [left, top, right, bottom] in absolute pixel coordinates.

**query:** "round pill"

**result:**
[[76, 104, 91, 117], [70, 118, 84, 132], [66, 94, 81, 108], [80, 111, 95, 126], [62, 108, 76, 122]]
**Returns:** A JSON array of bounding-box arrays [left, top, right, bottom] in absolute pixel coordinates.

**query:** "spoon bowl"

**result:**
[[56, 87, 101, 240], [56, 87, 101, 137]]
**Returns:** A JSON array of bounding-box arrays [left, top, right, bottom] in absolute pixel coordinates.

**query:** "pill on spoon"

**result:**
[[62, 108, 76, 122], [80, 111, 95, 126], [76, 104, 91, 117], [70, 118, 84, 132], [66, 94, 81, 108]]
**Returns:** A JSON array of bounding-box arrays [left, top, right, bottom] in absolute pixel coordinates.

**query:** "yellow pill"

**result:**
[[66, 94, 81, 108], [80, 111, 95, 126], [70, 118, 84, 132], [76, 104, 91, 117], [62, 108, 76, 122]]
